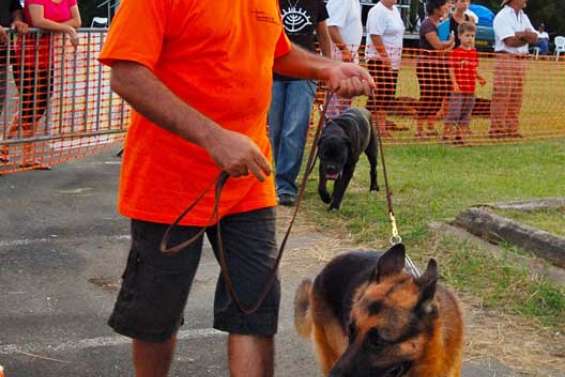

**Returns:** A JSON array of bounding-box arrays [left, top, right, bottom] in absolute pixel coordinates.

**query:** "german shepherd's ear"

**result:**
[[415, 259, 439, 310], [372, 244, 406, 282]]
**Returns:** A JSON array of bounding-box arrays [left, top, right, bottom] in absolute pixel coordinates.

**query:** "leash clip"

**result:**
[[389, 212, 402, 245]]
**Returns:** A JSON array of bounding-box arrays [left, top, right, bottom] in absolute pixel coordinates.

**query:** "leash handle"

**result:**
[[160, 172, 228, 254], [225, 90, 335, 314], [159, 91, 336, 314]]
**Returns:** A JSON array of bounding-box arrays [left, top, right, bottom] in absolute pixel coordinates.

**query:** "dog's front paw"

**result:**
[[370, 184, 380, 192], [319, 190, 332, 204], [328, 203, 340, 211]]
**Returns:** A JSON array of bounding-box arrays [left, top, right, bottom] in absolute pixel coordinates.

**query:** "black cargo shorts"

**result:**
[[108, 207, 280, 342]]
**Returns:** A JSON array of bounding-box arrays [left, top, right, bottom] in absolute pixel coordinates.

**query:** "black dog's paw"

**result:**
[[370, 184, 380, 192], [319, 191, 332, 204], [328, 203, 340, 211]]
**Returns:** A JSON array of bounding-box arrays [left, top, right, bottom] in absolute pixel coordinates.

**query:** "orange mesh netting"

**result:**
[[0, 29, 128, 174], [313, 46, 565, 146], [2, 35, 565, 175]]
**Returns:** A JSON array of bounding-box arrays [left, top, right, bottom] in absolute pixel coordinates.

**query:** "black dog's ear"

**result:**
[[371, 244, 406, 282], [415, 259, 438, 307]]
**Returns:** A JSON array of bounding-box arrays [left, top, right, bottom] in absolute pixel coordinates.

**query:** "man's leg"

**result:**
[[506, 63, 525, 136], [268, 81, 286, 164], [108, 220, 205, 377], [207, 207, 280, 377], [275, 80, 316, 201], [490, 55, 511, 136], [133, 337, 177, 377], [228, 335, 274, 377]]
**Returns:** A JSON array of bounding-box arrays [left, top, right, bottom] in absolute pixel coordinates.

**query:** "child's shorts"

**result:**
[[445, 92, 476, 126]]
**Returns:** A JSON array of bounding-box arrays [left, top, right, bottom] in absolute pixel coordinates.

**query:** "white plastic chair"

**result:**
[[531, 46, 540, 60], [90, 17, 108, 28], [555, 36, 565, 61]]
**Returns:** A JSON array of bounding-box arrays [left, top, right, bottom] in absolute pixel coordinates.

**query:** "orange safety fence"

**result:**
[[0, 29, 127, 174], [2, 35, 565, 175], [312, 46, 565, 146]]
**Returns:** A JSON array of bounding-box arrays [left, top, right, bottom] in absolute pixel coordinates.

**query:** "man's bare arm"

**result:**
[[316, 21, 332, 58], [370, 34, 391, 66], [502, 32, 535, 48], [327, 26, 352, 61], [110, 61, 271, 180], [273, 44, 374, 97]]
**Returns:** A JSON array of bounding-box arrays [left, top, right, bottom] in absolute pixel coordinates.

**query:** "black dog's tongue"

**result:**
[[326, 173, 339, 180]]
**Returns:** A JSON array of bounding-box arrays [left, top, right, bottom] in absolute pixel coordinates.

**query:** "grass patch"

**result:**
[[494, 208, 565, 237], [435, 236, 565, 329], [300, 140, 565, 328]]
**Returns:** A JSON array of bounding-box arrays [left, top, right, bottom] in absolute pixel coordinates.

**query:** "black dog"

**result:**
[[318, 107, 378, 210]]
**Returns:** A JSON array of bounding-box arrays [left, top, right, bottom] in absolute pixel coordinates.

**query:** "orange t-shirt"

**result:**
[[99, 0, 292, 226]]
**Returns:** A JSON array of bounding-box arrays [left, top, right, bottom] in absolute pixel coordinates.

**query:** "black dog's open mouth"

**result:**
[[326, 172, 340, 180]]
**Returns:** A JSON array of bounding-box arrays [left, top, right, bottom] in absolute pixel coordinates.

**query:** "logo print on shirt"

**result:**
[[281, 7, 312, 33]]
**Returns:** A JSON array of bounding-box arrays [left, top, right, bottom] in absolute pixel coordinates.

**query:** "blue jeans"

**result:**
[[268, 80, 316, 198]]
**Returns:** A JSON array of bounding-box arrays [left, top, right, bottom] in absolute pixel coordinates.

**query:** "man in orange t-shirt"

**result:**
[[99, 0, 374, 375]]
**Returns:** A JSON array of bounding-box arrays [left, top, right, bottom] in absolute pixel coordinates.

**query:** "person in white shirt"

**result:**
[[490, 0, 537, 138], [326, 0, 363, 62], [326, 0, 363, 116], [365, 0, 405, 137]]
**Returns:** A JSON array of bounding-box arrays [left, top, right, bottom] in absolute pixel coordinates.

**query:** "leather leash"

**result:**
[[160, 92, 335, 314], [373, 121, 420, 277]]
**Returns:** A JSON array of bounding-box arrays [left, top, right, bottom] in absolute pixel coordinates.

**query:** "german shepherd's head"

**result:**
[[329, 245, 439, 377]]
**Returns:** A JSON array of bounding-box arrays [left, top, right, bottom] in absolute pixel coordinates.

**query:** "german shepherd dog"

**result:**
[[294, 244, 463, 377], [318, 108, 379, 211]]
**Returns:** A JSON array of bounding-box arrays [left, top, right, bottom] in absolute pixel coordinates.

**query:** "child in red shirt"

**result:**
[[444, 22, 486, 144]]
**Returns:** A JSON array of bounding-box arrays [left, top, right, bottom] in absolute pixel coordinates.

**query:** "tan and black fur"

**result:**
[[294, 244, 463, 377]]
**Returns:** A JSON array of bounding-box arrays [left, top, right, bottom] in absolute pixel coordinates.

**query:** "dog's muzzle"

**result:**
[[325, 170, 341, 180], [328, 361, 412, 377]]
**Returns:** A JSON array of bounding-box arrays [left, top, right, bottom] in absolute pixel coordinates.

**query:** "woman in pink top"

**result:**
[[1, 0, 81, 169]]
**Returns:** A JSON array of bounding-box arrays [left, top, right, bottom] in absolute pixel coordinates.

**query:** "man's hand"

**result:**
[[477, 76, 486, 87], [0, 28, 7, 45], [321, 63, 375, 98], [11, 20, 29, 34], [205, 129, 271, 181], [523, 30, 539, 44], [452, 82, 461, 93]]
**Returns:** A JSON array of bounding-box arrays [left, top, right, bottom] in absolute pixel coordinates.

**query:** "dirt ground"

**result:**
[[276, 206, 565, 377]]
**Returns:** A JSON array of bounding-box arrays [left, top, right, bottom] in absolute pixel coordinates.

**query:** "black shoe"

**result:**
[[278, 194, 296, 207]]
